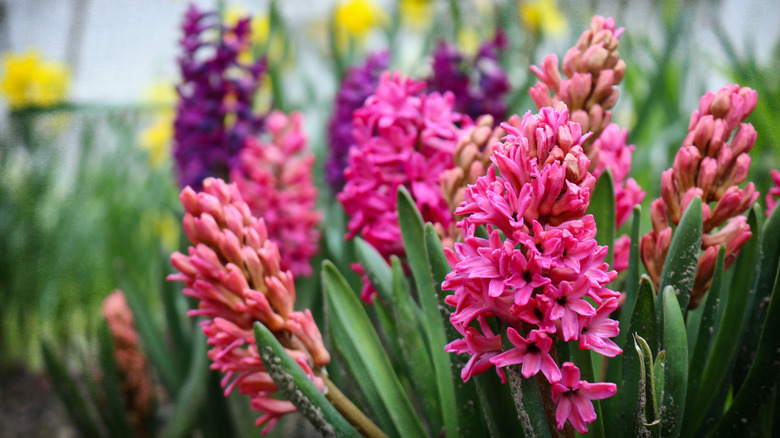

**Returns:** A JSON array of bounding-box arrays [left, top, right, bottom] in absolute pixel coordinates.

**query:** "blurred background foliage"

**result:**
[[0, 0, 778, 434]]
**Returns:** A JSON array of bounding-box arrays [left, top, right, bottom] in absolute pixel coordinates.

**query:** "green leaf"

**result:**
[[684, 247, 725, 418], [659, 196, 703, 320], [97, 321, 135, 438], [253, 322, 361, 438], [124, 289, 182, 394], [322, 261, 426, 438], [620, 275, 658, 437], [591, 167, 616, 267], [424, 223, 489, 437], [682, 208, 759, 436], [396, 186, 458, 437], [734, 203, 780, 390], [160, 324, 210, 438], [41, 339, 102, 438], [474, 372, 524, 437], [652, 350, 665, 423], [390, 256, 441, 433], [355, 237, 394, 304], [660, 286, 688, 438], [507, 366, 552, 438], [618, 204, 643, 347]]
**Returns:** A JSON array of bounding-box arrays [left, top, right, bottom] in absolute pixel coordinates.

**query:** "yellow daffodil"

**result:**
[[334, 0, 383, 37], [400, 0, 433, 29], [519, 0, 567, 37], [1, 50, 70, 109], [139, 114, 173, 169], [457, 28, 480, 57]]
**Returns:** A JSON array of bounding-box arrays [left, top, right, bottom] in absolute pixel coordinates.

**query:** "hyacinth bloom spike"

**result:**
[[339, 70, 471, 301], [641, 84, 760, 307], [101, 290, 154, 438], [443, 104, 619, 433], [767, 169, 780, 216], [173, 4, 265, 191], [230, 110, 321, 277], [169, 177, 329, 433]]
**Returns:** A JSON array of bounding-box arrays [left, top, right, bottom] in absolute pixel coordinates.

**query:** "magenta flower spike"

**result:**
[[169, 178, 330, 434], [443, 104, 620, 433], [767, 169, 780, 216], [641, 85, 760, 308], [230, 111, 321, 278], [339, 71, 471, 301]]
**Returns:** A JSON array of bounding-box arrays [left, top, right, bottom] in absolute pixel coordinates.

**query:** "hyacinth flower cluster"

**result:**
[[767, 169, 780, 216], [338, 71, 470, 300], [230, 111, 321, 277], [168, 178, 330, 433], [530, 16, 643, 272], [101, 290, 154, 438], [427, 30, 511, 124], [326, 51, 390, 193], [443, 104, 620, 433], [173, 4, 266, 191], [641, 85, 759, 308]]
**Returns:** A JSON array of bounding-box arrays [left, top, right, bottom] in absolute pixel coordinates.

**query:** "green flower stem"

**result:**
[[320, 374, 388, 438]]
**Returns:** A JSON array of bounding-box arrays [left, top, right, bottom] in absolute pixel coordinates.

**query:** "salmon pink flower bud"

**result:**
[[169, 177, 330, 433]]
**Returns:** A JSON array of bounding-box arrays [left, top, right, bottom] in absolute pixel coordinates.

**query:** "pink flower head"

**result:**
[[552, 362, 617, 433], [230, 111, 321, 277], [530, 16, 626, 156], [169, 177, 330, 434], [642, 85, 760, 308], [443, 106, 619, 427], [339, 71, 471, 301], [767, 169, 780, 216]]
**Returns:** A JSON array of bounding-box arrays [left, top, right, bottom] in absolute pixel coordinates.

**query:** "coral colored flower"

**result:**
[[427, 31, 511, 124], [767, 169, 780, 216], [443, 105, 619, 433], [641, 85, 759, 308], [338, 71, 470, 300], [552, 362, 617, 433], [173, 4, 265, 191], [327, 51, 390, 193], [230, 111, 321, 277], [1, 49, 70, 109], [101, 290, 154, 438], [169, 178, 330, 433]]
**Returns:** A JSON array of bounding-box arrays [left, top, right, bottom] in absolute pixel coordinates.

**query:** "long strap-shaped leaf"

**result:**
[[660, 286, 688, 438], [681, 208, 759, 437], [591, 167, 616, 267], [397, 186, 458, 437], [659, 196, 703, 325], [253, 322, 361, 438], [322, 260, 427, 437], [425, 223, 490, 437]]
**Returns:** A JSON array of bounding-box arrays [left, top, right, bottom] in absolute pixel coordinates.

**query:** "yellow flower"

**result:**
[[139, 113, 173, 169], [457, 28, 480, 57], [141, 210, 180, 254], [1, 50, 70, 109], [400, 0, 433, 29], [334, 0, 383, 37], [519, 0, 567, 37], [143, 80, 176, 106]]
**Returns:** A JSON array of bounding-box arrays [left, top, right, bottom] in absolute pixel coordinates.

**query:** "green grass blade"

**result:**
[[97, 322, 135, 438], [659, 196, 703, 321], [322, 260, 426, 437], [41, 339, 102, 438], [660, 286, 688, 438], [253, 322, 361, 437], [390, 256, 441, 433], [682, 208, 759, 437], [708, 261, 780, 437], [396, 186, 458, 437], [160, 325, 210, 438], [591, 168, 617, 267]]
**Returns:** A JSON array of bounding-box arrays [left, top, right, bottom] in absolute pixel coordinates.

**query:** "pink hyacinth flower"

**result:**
[[491, 328, 562, 383], [767, 169, 780, 216], [552, 362, 617, 433], [230, 111, 321, 277]]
